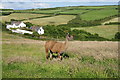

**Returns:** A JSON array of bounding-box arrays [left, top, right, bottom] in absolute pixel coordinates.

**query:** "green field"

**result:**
[[24, 15, 75, 26], [1, 5, 118, 25], [1, 13, 48, 22], [81, 9, 118, 21], [59, 10, 89, 15], [72, 25, 118, 39], [2, 31, 119, 78], [15, 9, 62, 14]]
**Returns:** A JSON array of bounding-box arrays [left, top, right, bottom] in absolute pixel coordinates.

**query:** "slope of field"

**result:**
[[24, 15, 75, 26], [1, 13, 48, 22], [81, 9, 117, 21], [2, 32, 119, 78], [72, 25, 118, 39], [103, 17, 119, 24]]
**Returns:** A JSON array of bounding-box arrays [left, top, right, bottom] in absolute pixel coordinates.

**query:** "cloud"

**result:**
[[34, 3, 50, 8], [0, 4, 4, 9], [2, 0, 119, 2]]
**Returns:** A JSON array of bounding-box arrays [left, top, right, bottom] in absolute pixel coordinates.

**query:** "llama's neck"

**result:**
[[64, 38, 68, 50]]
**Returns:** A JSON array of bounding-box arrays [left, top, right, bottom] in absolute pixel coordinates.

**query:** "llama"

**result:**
[[45, 34, 73, 60]]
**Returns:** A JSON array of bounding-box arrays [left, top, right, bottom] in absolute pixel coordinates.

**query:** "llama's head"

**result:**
[[66, 33, 73, 40]]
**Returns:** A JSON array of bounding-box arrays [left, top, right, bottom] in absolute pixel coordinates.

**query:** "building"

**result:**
[[6, 21, 26, 30], [30, 26, 44, 35]]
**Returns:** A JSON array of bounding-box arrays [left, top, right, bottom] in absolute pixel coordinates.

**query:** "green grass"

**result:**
[[59, 10, 89, 15], [2, 32, 119, 78], [1, 13, 48, 22], [24, 15, 75, 26], [81, 9, 118, 21], [15, 9, 62, 14], [71, 25, 118, 39]]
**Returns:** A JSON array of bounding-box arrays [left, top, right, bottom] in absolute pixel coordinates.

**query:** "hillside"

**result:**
[[2, 31, 119, 78], [72, 25, 118, 39]]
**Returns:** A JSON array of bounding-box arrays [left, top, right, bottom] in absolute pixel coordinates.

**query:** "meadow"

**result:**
[[24, 15, 75, 26], [103, 17, 119, 25], [1, 13, 48, 22], [80, 9, 118, 21], [2, 31, 119, 78], [1, 5, 119, 78], [59, 10, 89, 15], [72, 25, 118, 39]]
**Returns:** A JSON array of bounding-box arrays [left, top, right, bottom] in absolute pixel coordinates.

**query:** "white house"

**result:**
[[30, 26, 44, 35], [11, 29, 33, 34], [6, 21, 26, 30], [38, 27, 44, 35]]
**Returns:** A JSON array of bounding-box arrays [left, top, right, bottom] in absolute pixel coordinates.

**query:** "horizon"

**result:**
[[1, 1, 118, 10]]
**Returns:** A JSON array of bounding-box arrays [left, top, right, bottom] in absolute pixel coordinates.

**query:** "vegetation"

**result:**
[[72, 25, 118, 39], [0, 9, 14, 16], [1, 13, 48, 22], [2, 31, 119, 78], [24, 15, 75, 26], [114, 32, 120, 40], [71, 29, 108, 41], [105, 22, 120, 25], [81, 9, 117, 21]]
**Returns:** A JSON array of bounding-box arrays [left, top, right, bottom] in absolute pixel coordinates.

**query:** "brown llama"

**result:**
[[45, 34, 73, 60]]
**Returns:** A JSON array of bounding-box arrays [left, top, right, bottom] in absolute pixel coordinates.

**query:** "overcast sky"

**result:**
[[1, 0, 120, 2], [0, 0, 119, 10]]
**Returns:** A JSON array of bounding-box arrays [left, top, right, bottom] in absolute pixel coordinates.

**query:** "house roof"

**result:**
[[11, 21, 22, 26], [30, 26, 41, 31]]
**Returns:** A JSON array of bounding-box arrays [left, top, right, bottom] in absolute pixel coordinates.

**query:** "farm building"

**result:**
[[11, 29, 33, 34], [30, 26, 44, 35], [6, 21, 26, 30]]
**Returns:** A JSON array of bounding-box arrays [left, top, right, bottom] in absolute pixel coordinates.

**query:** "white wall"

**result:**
[[37, 27, 44, 34]]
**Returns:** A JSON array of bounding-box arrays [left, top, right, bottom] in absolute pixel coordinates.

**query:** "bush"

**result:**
[[115, 32, 120, 39], [1, 12, 12, 16], [43, 25, 71, 38], [67, 15, 101, 27], [67, 14, 118, 27], [32, 32, 39, 37], [105, 22, 120, 25], [71, 29, 108, 41], [24, 22, 33, 28]]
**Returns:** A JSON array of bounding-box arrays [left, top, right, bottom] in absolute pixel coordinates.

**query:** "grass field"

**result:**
[[1, 13, 48, 22], [2, 31, 119, 78], [59, 10, 89, 15], [81, 9, 118, 21], [1, 5, 118, 26], [72, 25, 118, 39], [15, 9, 62, 14], [103, 17, 119, 24], [24, 15, 75, 26]]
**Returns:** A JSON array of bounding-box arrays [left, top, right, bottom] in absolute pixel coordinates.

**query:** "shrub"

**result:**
[[43, 25, 71, 38], [32, 32, 39, 38], [114, 32, 120, 39], [24, 22, 33, 28], [105, 22, 120, 25], [71, 29, 108, 41]]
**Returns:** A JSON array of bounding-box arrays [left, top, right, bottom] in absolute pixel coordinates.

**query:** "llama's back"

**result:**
[[45, 41, 57, 50], [51, 42, 65, 53]]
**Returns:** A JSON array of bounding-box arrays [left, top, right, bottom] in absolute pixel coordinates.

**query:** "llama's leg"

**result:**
[[50, 53, 53, 60], [58, 53, 62, 60], [45, 48, 49, 59], [50, 50, 53, 60]]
